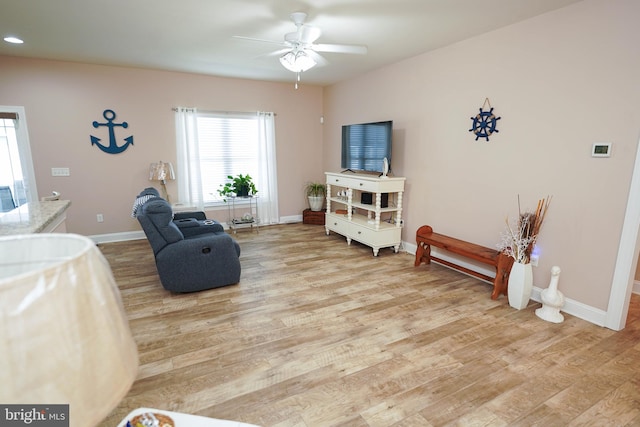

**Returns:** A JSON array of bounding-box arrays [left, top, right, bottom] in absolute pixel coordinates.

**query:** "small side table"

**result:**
[[303, 208, 325, 225], [117, 407, 260, 427], [227, 196, 259, 233]]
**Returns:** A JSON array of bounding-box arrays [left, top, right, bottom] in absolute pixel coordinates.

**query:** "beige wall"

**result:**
[[0, 57, 325, 235], [2, 0, 638, 312], [323, 0, 640, 311]]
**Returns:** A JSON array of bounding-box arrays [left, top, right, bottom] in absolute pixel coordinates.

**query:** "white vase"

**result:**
[[508, 261, 533, 310]]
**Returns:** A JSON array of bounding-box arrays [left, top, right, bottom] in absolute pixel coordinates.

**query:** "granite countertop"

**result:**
[[0, 200, 72, 235]]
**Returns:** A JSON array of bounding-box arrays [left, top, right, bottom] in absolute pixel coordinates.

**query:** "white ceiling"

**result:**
[[0, 0, 583, 86]]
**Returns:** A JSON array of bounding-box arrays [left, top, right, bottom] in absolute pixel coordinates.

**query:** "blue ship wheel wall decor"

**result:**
[[90, 109, 134, 154], [469, 98, 500, 142]]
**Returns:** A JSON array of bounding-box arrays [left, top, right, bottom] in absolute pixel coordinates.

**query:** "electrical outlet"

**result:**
[[97, 214, 104, 223]]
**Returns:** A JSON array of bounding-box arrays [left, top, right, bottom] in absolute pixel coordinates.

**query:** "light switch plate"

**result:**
[[51, 167, 70, 176]]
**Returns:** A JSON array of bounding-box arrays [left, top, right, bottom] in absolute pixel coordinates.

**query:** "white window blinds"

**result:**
[[196, 113, 259, 204]]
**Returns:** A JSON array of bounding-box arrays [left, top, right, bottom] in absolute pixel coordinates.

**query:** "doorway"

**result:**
[[0, 106, 38, 208], [606, 135, 640, 330]]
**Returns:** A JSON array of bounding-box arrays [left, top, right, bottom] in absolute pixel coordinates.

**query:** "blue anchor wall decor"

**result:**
[[90, 109, 134, 154]]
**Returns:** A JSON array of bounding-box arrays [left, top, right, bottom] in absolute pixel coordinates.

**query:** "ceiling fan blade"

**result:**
[[284, 26, 320, 45], [262, 48, 292, 58], [313, 43, 368, 55], [299, 25, 321, 44], [233, 35, 288, 47]]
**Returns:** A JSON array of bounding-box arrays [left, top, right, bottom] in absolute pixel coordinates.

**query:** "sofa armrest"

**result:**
[[173, 218, 225, 236], [173, 218, 199, 228], [173, 211, 206, 221]]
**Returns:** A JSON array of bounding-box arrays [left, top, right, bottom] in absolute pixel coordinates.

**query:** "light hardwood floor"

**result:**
[[99, 223, 640, 427]]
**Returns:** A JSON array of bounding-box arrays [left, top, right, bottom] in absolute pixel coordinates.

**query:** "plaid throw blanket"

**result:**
[[131, 194, 157, 218]]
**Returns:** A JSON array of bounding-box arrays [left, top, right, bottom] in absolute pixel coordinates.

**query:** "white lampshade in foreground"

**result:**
[[0, 234, 139, 427]]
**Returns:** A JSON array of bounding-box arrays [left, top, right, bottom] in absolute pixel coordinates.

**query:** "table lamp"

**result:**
[[0, 233, 139, 427], [149, 161, 175, 203]]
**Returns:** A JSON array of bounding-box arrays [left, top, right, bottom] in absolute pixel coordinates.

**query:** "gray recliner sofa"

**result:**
[[135, 190, 241, 292]]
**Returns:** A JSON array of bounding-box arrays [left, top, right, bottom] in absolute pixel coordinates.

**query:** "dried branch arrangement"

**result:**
[[498, 195, 552, 263]]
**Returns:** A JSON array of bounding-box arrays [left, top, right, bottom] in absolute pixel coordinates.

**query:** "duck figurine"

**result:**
[[535, 266, 565, 323]]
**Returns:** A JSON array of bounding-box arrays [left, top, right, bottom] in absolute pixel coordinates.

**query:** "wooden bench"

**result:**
[[414, 225, 514, 299]]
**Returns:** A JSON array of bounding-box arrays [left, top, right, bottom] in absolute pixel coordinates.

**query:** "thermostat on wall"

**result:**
[[592, 142, 611, 157]]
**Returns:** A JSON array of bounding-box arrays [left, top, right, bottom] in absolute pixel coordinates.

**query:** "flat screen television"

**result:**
[[341, 120, 392, 174]]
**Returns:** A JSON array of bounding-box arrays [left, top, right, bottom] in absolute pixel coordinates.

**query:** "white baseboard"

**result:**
[[634, 280, 640, 294], [90, 218, 304, 244], [404, 240, 608, 327], [89, 230, 145, 244], [281, 214, 303, 223]]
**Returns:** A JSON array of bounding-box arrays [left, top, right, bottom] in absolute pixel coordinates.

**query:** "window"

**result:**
[[196, 112, 259, 204], [175, 108, 279, 224], [0, 107, 37, 212]]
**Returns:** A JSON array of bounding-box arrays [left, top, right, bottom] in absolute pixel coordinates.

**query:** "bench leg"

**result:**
[[414, 241, 432, 267], [491, 253, 514, 300]]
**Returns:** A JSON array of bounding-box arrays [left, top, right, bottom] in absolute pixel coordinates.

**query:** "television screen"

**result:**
[[341, 120, 392, 173]]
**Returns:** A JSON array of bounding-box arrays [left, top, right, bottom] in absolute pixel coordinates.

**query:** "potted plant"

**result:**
[[498, 195, 551, 310], [305, 182, 326, 212], [218, 174, 257, 201]]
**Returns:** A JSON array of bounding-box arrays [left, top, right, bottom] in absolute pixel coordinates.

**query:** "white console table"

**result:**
[[325, 172, 405, 256]]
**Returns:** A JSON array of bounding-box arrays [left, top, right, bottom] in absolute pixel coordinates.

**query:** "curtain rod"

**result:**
[[171, 108, 275, 116]]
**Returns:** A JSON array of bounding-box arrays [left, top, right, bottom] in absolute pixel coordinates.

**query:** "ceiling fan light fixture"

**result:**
[[279, 50, 316, 73]]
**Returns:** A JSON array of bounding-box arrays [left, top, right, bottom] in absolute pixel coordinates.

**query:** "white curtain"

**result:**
[[174, 107, 203, 210], [256, 112, 279, 225], [175, 108, 279, 224]]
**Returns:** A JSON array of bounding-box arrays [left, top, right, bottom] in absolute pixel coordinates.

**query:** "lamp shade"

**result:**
[[0, 234, 139, 427], [279, 50, 316, 72], [149, 161, 175, 182]]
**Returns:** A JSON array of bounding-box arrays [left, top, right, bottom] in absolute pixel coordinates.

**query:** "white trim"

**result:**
[[606, 136, 640, 331], [0, 105, 38, 203], [281, 214, 302, 224], [404, 241, 608, 327], [89, 220, 305, 244], [530, 286, 607, 327], [634, 280, 640, 295], [89, 231, 145, 244]]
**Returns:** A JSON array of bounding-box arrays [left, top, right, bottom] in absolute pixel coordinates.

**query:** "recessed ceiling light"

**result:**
[[4, 36, 24, 44]]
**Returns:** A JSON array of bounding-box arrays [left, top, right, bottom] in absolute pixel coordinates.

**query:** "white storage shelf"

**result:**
[[329, 197, 399, 214], [325, 172, 405, 256]]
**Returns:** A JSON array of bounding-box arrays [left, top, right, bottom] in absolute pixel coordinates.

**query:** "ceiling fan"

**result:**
[[234, 12, 368, 88]]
